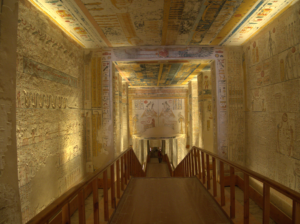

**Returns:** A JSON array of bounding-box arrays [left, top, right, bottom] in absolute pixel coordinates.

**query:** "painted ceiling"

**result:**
[[114, 60, 211, 86], [28, 0, 297, 48]]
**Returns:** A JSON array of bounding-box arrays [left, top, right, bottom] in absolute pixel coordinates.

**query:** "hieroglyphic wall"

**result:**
[[215, 49, 229, 159], [121, 82, 129, 151], [211, 61, 218, 154], [188, 81, 199, 148], [85, 49, 115, 170], [198, 71, 214, 153], [113, 66, 121, 155], [227, 47, 245, 165], [17, 1, 85, 222], [0, 0, 23, 223], [243, 1, 300, 192]]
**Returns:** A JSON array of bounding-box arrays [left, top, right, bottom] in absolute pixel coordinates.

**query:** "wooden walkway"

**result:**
[[146, 158, 171, 177], [110, 177, 230, 224]]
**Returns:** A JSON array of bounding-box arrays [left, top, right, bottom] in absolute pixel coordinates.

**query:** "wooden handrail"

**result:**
[[192, 147, 300, 203], [173, 146, 300, 224], [26, 147, 144, 224]]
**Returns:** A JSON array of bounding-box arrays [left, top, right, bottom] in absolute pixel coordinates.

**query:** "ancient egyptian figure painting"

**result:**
[[132, 99, 185, 135]]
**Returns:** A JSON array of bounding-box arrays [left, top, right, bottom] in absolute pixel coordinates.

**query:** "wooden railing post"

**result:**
[[124, 154, 128, 185], [78, 189, 86, 224], [263, 183, 270, 224], [206, 154, 210, 189], [121, 156, 124, 191], [244, 174, 249, 224], [127, 151, 130, 180], [230, 166, 235, 219], [62, 203, 70, 224], [103, 170, 109, 221], [293, 200, 300, 224], [201, 151, 205, 183], [116, 159, 120, 199], [220, 161, 225, 206], [111, 164, 116, 209], [197, 150, 201, 179], [212, 157, 217, 197], [191, 149, 195, 176], [92, 178, 99, 224]]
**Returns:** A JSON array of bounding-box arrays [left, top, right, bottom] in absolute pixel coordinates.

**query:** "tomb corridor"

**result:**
[[1, 0, 300, 223]]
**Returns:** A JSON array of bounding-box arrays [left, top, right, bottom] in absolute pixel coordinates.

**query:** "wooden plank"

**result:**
[[124, 154, 128, 184], [263, 183, 270, 224], [111, 164, 116, 209], [62, 203, 70, 224], [197, 150, 201, 179], [206, 154, 210, 190], [103, 170, 109, 221], [78, 190, 85, 224], [212, 157, 217, 197], [201, 151, 205, 183], [116, 159, 120, 199], [220, 161, 225, 206], [121, 156, 124, 191], [92, 178, 99, 224], [230, 166, 235, 219], [293, 200, 300, 224], [244, 174, 249, 224]]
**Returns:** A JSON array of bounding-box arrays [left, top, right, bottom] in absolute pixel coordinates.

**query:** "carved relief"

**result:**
[[23, 91, 67, 109]]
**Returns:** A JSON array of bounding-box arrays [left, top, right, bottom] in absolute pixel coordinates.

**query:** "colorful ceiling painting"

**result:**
[[28, 0, 297, 47], [114, 60, 211, 86], [27, 0, 107, 48]]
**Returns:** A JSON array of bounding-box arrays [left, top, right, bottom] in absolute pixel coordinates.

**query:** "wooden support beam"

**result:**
[[220, 161, 225, 206], [230, 166, 235, 219], [201, 151, 205, 183], [244, 174, 250, 224], [206, 154, 210, 189], [111, 164, 116, 209], [62, 203, 70, 224], [124, 154, 128, 185], [103, 170, 109, 221], [78, 189, 85, 224], [191, 150, 195, 176], [92, 178, 99, 224], [293, 200, 300, 224], [197, 150, 201, 179], [121, 156, 124, 191], [263, 183, 270, 224], [116, 159, 120, 199], [212, 157, 217, 197]]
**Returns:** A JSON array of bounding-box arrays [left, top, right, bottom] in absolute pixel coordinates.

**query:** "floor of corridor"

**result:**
[[109, 177, 231, 224], [146, 158, 171, 177]]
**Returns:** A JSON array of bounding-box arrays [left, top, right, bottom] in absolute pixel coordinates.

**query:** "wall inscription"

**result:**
[[23, 57, 78, 88]]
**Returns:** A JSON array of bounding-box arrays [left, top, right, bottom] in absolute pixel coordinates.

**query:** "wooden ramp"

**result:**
[[146, 158, 171, 177], [110, 177, 231, 224]]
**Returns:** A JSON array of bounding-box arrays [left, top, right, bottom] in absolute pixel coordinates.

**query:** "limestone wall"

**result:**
[[243, 1, 300, 191], [16, 1, 86, 222], [0, 0, 22, 223]]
